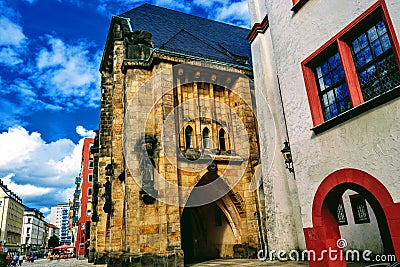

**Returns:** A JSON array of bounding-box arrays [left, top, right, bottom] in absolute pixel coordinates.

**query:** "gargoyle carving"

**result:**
[[125, 30, 154, 47], [125, 30, 154, 60]]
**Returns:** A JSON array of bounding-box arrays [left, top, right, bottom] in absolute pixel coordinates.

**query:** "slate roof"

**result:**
[[118, 4, 252, 67]]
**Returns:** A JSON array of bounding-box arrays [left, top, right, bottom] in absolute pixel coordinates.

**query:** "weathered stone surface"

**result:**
[[92, 13, 261, 267]]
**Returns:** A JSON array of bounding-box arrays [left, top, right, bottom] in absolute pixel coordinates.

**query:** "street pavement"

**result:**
[[187, 259, 309, 266], [15, 258, 106, 267], [16, 258, 373, 266], [187, 259, 371, 266]]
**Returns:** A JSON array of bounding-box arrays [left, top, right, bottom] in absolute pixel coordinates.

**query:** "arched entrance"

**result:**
[[304, 169, 400, 267], [181, 172, 242, 264]]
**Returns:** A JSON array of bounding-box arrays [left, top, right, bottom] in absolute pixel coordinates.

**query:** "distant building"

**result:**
[[21, 207, 48, 256], [50, 203, 71, 245], [0, 179, 24, 253], [47, 223, 59, 238], [73, 138, 94, 258], [47, 223, 60, 245]]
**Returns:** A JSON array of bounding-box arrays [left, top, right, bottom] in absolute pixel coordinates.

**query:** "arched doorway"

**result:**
[[181, 172, 242, 264], [304, 169, 400, 267]]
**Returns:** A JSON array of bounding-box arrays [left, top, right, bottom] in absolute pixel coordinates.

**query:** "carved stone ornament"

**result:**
[[125, 30, 154, 60], [207, 161, 218, 172]]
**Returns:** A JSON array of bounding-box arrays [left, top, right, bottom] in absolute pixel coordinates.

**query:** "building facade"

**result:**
[[247, 0, 400, 266], [73, 138, 94, 258], [50, 203, 72, 245], [47, 223, 59, 244], [0, 179, 24, 254], [90, 4, 262, 266], [21, 207, 48, 257]]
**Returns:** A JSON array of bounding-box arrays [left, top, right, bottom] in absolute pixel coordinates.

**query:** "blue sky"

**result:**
[[0, 0, 250, 221]]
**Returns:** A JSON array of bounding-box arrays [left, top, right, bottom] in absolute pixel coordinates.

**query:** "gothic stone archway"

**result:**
[[181, 171, 254, 264]]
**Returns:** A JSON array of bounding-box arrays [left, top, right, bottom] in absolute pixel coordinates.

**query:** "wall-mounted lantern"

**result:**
[[281, 141, 294, 173]]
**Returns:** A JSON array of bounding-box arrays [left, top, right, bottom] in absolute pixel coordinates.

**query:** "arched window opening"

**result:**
[[185, 126, 193, 149], [219, 129, 226, 152], [202, 128, 210, 149]]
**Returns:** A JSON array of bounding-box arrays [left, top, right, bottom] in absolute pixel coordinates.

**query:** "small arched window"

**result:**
[[202, 127, 210, 149], [219, 129, 226, 151], [185, 126, 193, 149]]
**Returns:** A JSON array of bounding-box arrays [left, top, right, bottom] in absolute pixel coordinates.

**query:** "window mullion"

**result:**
[[338, 39, 364, 106]]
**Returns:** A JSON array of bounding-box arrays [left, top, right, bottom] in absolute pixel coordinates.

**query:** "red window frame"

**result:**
[[302, 0, 400, 127], [292, 0, 309, 13]]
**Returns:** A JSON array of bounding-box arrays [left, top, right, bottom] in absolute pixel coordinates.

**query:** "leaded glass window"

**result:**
[[337, 198, 348, 225], [351, 20, 400, 101], [350, 194, 370, 224], [203, 127, 210, 149], [185, 126, 193, 149], [314, 52, 352, 120], [219, 129, 226, 151]]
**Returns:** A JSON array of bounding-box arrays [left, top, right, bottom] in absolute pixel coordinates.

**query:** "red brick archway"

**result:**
[[304, 168, 400, 267]]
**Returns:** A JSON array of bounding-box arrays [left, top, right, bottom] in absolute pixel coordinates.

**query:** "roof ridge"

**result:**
[[118, 3, 249, 30]]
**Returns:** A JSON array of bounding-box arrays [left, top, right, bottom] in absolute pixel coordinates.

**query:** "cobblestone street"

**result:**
[[16, 258, 106, 267], [187, 259, 309, 266], [15, 258, 376, 266]]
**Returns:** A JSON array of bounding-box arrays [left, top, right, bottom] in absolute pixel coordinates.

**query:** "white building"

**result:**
[[0, 180, 24, 254], [50, 203, 71, 245], [21, 207, 48, 256], [247, 0, 400, 266], [47, 223, 59, 240]]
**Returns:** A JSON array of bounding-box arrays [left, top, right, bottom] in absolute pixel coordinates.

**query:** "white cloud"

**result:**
[[76, 125, 96, 138], [34, 35, 101, 109], [40, 207, 50, 214], [40, 207, 51, 222], [0, 126, 89, 210], [0, 126, 42, 168], [0, 47, 24, 66], [154, 0, 191, 12], [0, 17, 26, 47], [193, 0, 228, 8], [1, 173, 53, 198], [0, 16, 27, 66], [213, 1, 249, 26]]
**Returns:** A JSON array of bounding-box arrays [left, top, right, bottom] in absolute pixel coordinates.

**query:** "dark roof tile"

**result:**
[[118, 4, 251, 67]]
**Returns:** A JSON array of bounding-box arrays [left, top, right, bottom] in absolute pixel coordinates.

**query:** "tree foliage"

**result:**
[[48, 235, 60, 248]]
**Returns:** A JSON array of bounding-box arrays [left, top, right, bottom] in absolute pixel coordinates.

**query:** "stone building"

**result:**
[[90, 4, 263, 266], [247, 0, 400, 266], [0, 179, 24, 254]]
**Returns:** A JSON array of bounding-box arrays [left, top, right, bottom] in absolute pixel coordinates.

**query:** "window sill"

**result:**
[[291, 0, 309, 13], [312, 85, 400, 135]]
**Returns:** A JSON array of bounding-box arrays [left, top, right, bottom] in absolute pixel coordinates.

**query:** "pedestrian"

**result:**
[[18, 254, 23, 266], [12, 254, 18, 266], [6, 253, 11, 265], [29, 253, 35, 263]]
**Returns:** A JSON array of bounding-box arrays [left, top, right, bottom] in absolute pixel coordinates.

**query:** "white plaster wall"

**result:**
[[250, 0, 400, 233], [247, 0, 268, 24], [339, 190, 384, 254], [250, 24, 306, 251]]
